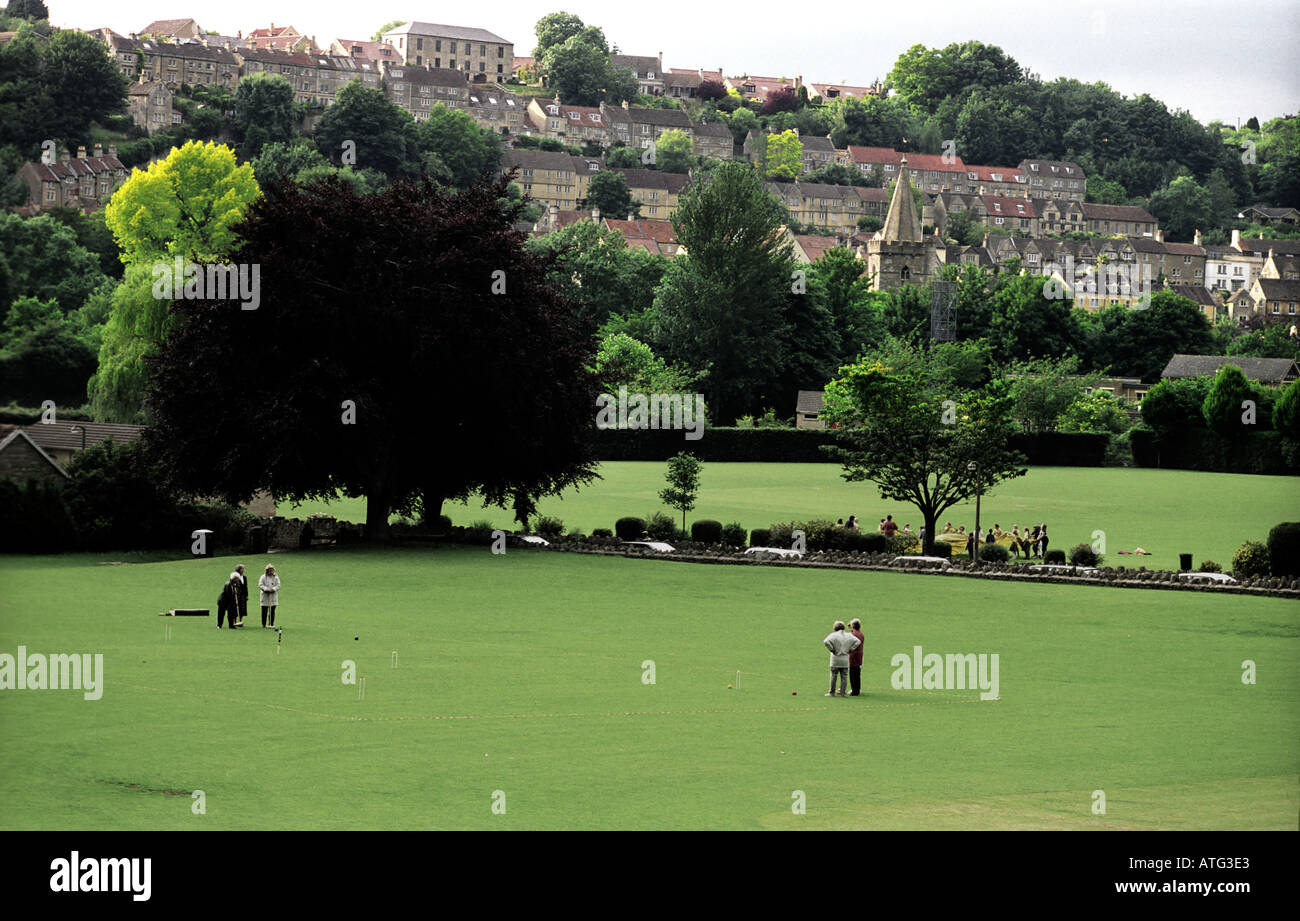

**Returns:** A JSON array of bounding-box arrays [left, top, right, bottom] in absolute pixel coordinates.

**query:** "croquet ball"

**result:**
[[354, 636, 359, 640], [727, 684, 733, 689], [792, 691, 797, 696]]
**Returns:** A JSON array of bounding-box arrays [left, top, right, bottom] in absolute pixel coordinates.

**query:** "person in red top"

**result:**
[[881, 515, 898, 538], [848, 618, 865, 696]]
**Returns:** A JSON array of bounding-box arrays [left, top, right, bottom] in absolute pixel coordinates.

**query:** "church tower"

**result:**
[[867, 157, 936, 290]]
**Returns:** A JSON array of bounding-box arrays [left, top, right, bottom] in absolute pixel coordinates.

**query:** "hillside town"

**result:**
[[4, 11, 1297, 325]]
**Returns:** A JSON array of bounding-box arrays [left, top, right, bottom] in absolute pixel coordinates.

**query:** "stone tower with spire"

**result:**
[[866, 156, 941, 290]]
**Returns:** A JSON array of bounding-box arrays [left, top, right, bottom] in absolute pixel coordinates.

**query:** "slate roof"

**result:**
[[1160, 355, 1299, 384], [384, 22, 511, 44], [23, 422, 145, 453]]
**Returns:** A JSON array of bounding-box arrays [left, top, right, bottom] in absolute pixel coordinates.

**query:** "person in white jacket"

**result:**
[[259, 564, 282, 628], [823, 621, 861, 698]]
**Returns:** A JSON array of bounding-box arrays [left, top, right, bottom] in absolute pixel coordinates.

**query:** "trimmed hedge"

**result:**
[[1267, 522, 1300, 577], [721, 522, 747, 546], [1232, 540, 1270, 579], [749, 528, 771, 547], [615, 517, 645, 540], [1130, 428, 1296, 475], [978, 543, 1011, 564], [595, 427, 1116, 466], [691, 519, 723, 543], [1044, 549, 1066, 564], [646, 512, 676, 541], [929, 540, 953, 559], [769, 520, 889, 553]]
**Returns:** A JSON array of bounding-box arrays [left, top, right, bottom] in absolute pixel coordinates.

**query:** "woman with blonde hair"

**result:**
[[259, 564, 282, 628]]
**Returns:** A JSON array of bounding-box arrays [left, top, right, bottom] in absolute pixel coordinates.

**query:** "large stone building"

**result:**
[[126, 78, 179, 133], [382, 22, 513, 81], [106, 33, 240, 91], [599, 102, 694, 150], [611, 54, 665, 96], [379, 63, 470, 120]]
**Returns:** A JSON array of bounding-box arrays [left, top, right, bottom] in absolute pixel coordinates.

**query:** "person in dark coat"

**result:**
[[848, 618, 865, 696], [234, 564, 249, 627], [1038, 524, 1049, 558], [217, 574, 240, 629]]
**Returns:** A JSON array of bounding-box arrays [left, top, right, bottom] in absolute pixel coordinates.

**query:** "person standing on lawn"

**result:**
[[823, 621, 861, 698], [217, 573, 240, 629], [259, 564, 281, 628], [848, 618, 865, 697], [233, 564, 249, 627]]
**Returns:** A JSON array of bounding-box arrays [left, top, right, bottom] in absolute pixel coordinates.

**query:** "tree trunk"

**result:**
[[366, 475, 391, 542], [922, 510, 937, 556], [423, 489, 445, 526]]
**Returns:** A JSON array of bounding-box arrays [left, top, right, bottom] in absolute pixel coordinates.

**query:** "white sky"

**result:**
[[52, 0, 1300, 125]]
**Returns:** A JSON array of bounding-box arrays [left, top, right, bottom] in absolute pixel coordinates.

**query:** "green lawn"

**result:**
[[284, 464, 1300, 573], [0, 546, 1295, 829]]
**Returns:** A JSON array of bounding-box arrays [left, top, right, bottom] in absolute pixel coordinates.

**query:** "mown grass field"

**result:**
[[286, 464, 1300, 573], [0, 545, 1295, 830]]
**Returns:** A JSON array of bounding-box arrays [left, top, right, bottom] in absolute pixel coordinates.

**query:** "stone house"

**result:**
[[724, 74, 800, 104], [795, 390, 826, 429], [22, 422, 145, 467], [800, 135, 836, 174], [610, 168, 690, 220], [140, 18, 202, 41], [603, 217, 681, 257], [664, 67, 723, 99], [501, 149, 582, 210], [691, 121, 732, 160], [1203, 238, 1262, 294], [599, 102, 694, 150], [1017, 158, 1086, 200], [847, 147, 967, 193], [526, 99, 609, 145], [245, 24, 316, 53], [466, 89, 526, 135], [0, 428, 68, 486], [380, 63, 469, 120], [19, 145, 127, 212], [107, 33, 240, 91], [611, 54, 665, 96], [127, 79, 179, 133]]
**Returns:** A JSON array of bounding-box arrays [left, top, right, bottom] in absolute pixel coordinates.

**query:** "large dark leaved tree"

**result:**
[[145, 175, 600, 539]]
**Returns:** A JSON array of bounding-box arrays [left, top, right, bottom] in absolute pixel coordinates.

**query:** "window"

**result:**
[[480, 44, 486, 56], [435, 40, 441, 52], [498, 46, 504, 58], [417, 38, 423, 50]]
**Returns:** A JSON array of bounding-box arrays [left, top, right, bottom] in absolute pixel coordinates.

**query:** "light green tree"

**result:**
[[764, 129, 802, 181], [655, 129, 694, 173], [104, 140, 261, 265]]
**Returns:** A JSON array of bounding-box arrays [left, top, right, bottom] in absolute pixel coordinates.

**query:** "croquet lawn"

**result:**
[[0, 545, 1295, 829], [285, 463, 1300, 573]]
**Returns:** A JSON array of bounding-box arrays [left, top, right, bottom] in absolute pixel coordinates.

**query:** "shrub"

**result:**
[[1267, 522, 1300, 577], [1044, 549, 1066, 564], [615, 517, 645, 540], [978, 543, 1010, 564], [929, 540, 953, 559], [592, 528, 614, 539], [1068, 543, 1104, 567], [437, 514, 452, 530], [721, 522, 747, 546], [769, 520, 887, 552], [749, 528, 771, 547], [886, 534, 921, 555], [0, 478, 77, 553], [535, 515, 564, 536], [1232, 540, 1270, 579], [1197, 559, 1221, 573], [690, 519, 723, 543], [645, 511, 676, 541]]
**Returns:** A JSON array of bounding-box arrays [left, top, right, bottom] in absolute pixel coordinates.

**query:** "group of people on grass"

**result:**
[[836, 515, 917, 538], [940, 522, 1050, 560], [216, 564, 282, 629], [822, 619, 865, 697]]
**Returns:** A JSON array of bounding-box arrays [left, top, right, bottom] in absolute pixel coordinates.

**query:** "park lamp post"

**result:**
[[967, 460, 981, 567], [70, 425, 86, 451]]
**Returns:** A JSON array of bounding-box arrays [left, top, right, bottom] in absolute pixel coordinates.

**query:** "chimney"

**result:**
[[627, 212, 634, 222], [93, 143, 103, 158], [795, 75, 802, 89], [108, 143, 117, 158], [60, 147, 70, 163], [1231, 228, 1242, 250], [77, 145, 87, 159], [592, 206, 600, 220], [1155, 228, 1163, 243], [658, 51, 663, 74], [1194, 228, 1202, 247]]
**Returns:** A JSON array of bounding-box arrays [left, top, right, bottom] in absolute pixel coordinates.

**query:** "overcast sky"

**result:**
[[55, 0, 1299, 125]]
